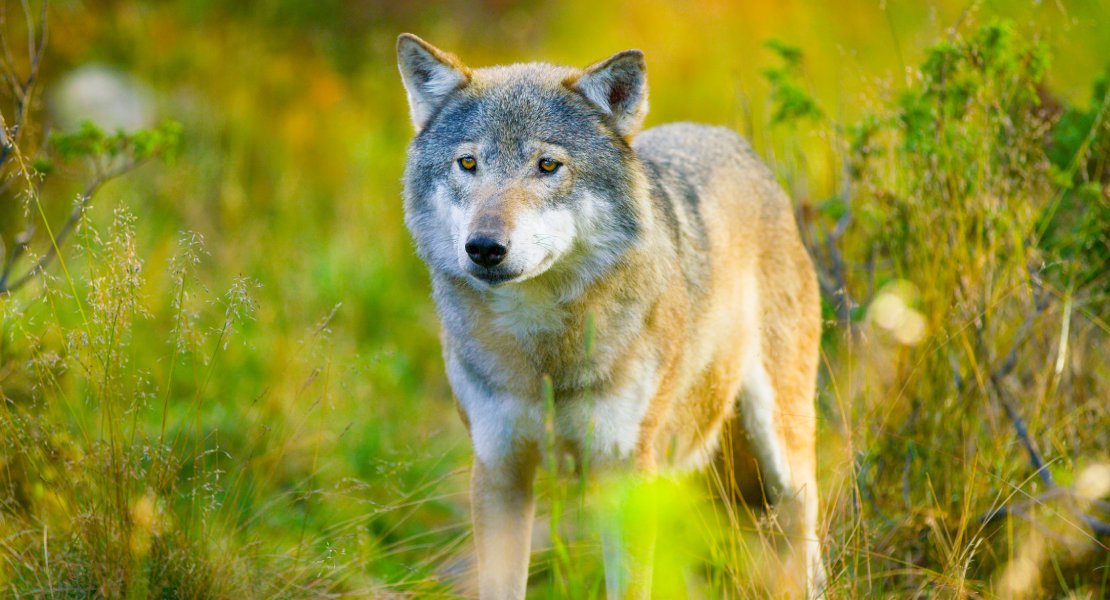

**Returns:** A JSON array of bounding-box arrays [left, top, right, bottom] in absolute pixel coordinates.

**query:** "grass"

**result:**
[[2, 1, 1110, 598]]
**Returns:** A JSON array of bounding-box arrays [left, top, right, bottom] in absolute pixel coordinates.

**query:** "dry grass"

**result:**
[[1, 2, 1109, 599]]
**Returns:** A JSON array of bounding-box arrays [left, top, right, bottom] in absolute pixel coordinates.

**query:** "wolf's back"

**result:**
[[633, 121, 799, 267], [633, 122, 787, 213], [632, 121, 815, 351]]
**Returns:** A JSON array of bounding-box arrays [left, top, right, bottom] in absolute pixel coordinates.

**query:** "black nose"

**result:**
[[465, 234, 510, 268]]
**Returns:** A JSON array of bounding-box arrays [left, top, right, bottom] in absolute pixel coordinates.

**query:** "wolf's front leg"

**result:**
[[624, 494, 657, 600], [472, 455, 538, 600], [601, 488, 658, 600], [625, 459, 658, 600], [601, 459, 659, 600]]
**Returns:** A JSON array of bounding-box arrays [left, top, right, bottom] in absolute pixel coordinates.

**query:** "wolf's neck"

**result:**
[[485, 280, 573, 339]]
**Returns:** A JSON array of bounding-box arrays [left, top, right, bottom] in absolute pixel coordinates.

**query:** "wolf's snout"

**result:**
[[465, 233, 510, 268]]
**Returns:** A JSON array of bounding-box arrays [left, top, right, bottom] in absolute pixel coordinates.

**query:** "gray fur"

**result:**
[[398, 38, 824, 600], [401, 64, 772, 411]]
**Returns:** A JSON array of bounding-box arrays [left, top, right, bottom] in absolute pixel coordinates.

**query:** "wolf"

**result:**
[[397, 33, 824, 599]]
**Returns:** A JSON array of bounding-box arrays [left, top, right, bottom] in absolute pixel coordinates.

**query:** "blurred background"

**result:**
[[2, 0, 1110, 598]]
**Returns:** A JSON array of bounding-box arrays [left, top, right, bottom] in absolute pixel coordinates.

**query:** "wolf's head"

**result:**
[[398, 34, 648, 289]]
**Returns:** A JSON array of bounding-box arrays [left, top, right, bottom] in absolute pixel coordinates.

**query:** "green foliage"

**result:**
[[761, 39, 823, 125], [48, 120, 184, 166], [1037, 181, 1110, 292], [3, 3, 1110, 599], [1047, 63, 1110, 185], [784, 20, 1110, 598], [30, 157, 53, 175], [1039, 63, 1110, 292], [896, 21, 1050, 194]]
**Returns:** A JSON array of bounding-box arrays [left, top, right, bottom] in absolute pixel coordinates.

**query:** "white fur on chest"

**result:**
[[556, 357, 659, 466], [487, 284, 570, 339], [448, 350, 660, 469]]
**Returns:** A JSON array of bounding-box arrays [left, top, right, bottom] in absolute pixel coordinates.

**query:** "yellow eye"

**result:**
[[458, 156, 477, 171], [539, 158, 561, 173]]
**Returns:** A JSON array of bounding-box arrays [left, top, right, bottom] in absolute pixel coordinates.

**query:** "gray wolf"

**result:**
[[397, 33, 824, 599]]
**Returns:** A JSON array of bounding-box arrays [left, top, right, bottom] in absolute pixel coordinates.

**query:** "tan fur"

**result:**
[[464, 155, 821, 596], [399, 33, 472, 81], [398, 34, 823, 599]]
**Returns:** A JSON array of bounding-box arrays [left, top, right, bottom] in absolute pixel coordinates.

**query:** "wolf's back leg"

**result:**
[[738, 355, 824, 599]]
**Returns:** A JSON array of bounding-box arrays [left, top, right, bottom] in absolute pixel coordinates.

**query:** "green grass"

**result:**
[[2, 1, 1110, 598]]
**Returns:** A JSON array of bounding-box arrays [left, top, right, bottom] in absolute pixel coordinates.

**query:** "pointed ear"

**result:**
[[571, 49, 648, 138], [397, 34, 471, 132]]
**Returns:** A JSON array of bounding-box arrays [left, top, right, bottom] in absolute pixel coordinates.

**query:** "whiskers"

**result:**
[[532, 234, 561, 253]]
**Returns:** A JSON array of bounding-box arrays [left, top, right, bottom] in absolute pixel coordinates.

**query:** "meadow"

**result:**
[[1, 0, 1109, 598]]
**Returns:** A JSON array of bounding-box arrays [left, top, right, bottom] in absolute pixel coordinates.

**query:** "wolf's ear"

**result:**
[[397, 34, 471, 132], [572, 50, 648, 138]]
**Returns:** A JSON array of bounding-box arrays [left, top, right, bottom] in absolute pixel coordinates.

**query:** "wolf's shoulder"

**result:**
[[632, 122, 788, 229], [635, 122, 779, 189], [632, 122, 773, 185], [633, 123, 754, 166]]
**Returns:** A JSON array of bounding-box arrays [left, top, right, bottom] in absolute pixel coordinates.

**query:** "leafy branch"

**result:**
[[0, 121, 182, 295], [0, 0, 182, 296]]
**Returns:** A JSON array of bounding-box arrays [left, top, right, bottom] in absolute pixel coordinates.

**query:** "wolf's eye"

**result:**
[[538, 158, 561, 174], [458, 156, 477, 172]]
